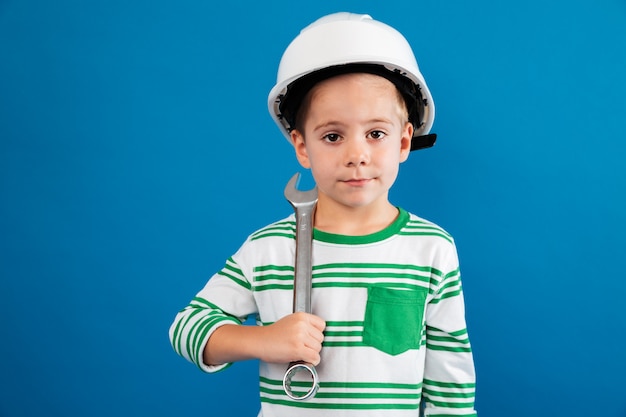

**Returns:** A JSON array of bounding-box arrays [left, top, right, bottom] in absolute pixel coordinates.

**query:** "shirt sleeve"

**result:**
[[169, 248, 257, 373], [423, 241, 477, 416]]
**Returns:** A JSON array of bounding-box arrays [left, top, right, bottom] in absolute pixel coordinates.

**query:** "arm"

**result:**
[[169, 255, 325, 372], [423, 249, 477, 416], [204, 311, 325, 366]]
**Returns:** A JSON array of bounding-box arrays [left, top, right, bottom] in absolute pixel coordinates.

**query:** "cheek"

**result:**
[[308, 156, 326, 175], [308, 153, 334, 179], [380, 147, 402, 164], [304, 145, 327, 166]]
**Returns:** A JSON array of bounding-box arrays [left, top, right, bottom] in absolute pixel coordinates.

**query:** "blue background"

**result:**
[[1, 0, 625, 416]]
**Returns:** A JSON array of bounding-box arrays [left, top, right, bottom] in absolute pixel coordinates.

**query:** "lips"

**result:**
[[342, 178, 372, 186]]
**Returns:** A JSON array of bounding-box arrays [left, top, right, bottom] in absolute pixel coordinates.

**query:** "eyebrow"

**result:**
[[311, 121, 344, 132], [312, 118, 395, 132]]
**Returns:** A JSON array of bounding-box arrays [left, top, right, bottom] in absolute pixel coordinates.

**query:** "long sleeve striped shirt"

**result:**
[[170, 208, 477, 416]]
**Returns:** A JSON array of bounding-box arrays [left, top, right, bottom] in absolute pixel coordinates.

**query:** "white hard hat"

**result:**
[[267, 12, 436, 151]]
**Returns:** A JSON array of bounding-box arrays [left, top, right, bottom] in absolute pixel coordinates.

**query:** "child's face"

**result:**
[[291, 73, 413, 211]]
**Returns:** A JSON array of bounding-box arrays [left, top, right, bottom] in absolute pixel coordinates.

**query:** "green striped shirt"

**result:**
[[170, 208, 477, 416]]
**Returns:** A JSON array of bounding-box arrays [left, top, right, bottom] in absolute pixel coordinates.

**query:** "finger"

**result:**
[[308, 327, 325, 344], [304, 335, 323, 352], [308, 314, 326, 331], [304, 348, 321, 366]]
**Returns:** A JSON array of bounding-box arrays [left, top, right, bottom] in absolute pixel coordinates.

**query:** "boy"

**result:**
[[170, 12, 477, 416]]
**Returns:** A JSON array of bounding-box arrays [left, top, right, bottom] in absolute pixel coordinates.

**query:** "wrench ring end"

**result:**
[[283, 362, 319, 401]]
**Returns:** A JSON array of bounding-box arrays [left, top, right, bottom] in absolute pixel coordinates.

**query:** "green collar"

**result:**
[[313, 208, 408, 245]]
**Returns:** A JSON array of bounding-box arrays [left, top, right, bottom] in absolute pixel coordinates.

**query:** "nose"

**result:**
[[344, 137, 370, 167]]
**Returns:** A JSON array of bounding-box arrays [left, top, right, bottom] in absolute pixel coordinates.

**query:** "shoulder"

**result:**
[[399, 210, 460, 273], [247, 214, 296, 242], [399, 209, 455, 245], [228, 214, 296, 272], [233, 214, 296, 257]]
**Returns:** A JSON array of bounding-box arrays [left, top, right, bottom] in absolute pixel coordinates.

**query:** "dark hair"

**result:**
[[278, 63, 425, 134]]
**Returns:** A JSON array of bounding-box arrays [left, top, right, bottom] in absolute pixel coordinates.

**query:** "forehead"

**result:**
[[306, 72, 405, 116], [311, 72, 397, 95], [297, 72, 408, 132]]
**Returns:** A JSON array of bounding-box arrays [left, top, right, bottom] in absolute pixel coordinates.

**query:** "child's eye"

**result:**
[[368, 130, 386, 140], [323, 133, 341, 143]]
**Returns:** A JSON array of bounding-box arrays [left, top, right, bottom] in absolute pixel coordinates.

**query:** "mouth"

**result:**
[[341, 178, 372, 187]]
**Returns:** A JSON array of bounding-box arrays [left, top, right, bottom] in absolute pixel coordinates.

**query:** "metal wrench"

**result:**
[[282, 172, 319, 401]]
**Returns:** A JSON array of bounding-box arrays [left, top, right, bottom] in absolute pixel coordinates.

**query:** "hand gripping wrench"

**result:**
[[282, 173, 319, 401]]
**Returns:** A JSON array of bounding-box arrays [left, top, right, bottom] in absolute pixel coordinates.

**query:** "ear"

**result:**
[[399, 122, 413, 163], [291, 130, 311, 169]]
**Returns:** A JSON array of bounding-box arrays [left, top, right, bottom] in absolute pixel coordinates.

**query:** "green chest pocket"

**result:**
[[362, 286, 427, 356]]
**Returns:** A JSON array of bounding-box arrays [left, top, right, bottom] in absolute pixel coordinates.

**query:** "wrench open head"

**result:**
[[282, 173, 319, 401]]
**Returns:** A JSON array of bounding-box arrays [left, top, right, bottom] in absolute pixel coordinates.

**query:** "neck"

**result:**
[[313, 195, 399, 236]]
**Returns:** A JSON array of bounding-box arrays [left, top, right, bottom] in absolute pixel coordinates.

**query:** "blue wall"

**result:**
[[1, 1, 624, 416]]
